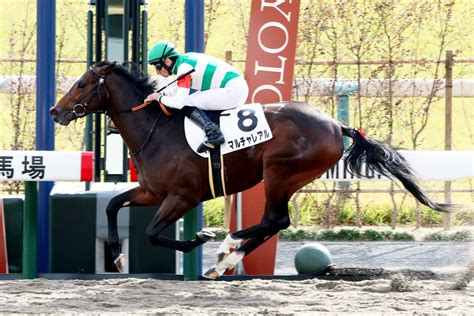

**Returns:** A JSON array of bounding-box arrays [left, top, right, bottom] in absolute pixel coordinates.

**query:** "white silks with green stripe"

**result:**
[[160, 52, 249, 111]]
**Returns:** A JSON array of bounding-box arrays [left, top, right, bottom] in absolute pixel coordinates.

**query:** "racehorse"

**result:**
[[50, 61, 450, 278]]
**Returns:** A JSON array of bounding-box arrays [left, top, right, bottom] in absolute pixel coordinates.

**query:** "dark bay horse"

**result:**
[[50, 61, 450, 278]]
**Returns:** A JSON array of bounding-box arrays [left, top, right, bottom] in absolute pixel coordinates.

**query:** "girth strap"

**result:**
[[208, 148, 227, 199], [206, 111, 227, 198]]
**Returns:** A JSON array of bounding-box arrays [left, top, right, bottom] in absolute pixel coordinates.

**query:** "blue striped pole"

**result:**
[[183, 0, 204, 281], [36, 0, 56, 273]]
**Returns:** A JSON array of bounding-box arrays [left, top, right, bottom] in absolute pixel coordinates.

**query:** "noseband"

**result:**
[[67, 65, 112, 117]]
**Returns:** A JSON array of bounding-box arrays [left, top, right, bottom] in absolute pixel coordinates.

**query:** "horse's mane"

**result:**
[[96, 61, 157, 96]]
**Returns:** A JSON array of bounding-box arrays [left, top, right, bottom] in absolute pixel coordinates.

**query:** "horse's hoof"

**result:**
[[196, 229, 216, 242], [205, 251, 245, 279], [203, 266, 223, 279], [114, 253, 127, 272]]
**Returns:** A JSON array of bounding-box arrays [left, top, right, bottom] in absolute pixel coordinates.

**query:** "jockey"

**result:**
[[145, 40, 249, 152]]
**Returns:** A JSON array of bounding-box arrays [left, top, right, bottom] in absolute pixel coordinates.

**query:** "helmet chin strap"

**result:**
[[163, 63, 174, 76], [163, 58, 174, 76]]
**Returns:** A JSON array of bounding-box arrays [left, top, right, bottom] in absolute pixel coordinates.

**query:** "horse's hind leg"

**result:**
[[208, 219, 273, 266], [106, 186, 162, 271], [204, 184, 291, 279], [209, 212, 287, 268], [209, 195, 291, 266], [204, 214, 289, 279]]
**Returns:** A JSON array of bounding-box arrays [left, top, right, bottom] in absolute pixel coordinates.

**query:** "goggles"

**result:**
[[153, 62, 163, 71]]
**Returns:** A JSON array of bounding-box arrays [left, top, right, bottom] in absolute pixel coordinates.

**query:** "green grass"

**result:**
[[225, 226, 473, 241], [208, 227, 472, 242], [424, 230, 472, 241]]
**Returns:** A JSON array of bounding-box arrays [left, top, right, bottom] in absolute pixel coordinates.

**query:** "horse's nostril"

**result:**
[[50, 107, 58, 117]]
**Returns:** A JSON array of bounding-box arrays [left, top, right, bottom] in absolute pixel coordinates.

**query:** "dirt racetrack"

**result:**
[[1, 236, 473, 314], [0, 271, 472, 314]]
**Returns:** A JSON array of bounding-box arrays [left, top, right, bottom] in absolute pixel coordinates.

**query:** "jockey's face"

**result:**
[[155, 58, 173, 77]]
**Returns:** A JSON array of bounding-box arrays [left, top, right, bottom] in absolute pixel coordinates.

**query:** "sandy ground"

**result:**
[[0, 227, 473, 314], [0, 274, 472, 315]]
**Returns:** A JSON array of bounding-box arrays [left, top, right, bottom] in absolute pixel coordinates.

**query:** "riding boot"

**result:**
[[182, 106, 225, 153]]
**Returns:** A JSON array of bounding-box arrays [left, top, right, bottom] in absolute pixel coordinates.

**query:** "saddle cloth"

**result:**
[[184, 103, 273, 158]]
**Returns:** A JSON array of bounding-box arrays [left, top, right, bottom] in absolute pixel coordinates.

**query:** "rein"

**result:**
[[107, 68, 195, 117], [107, 100, 172, 117], [111, 68, 195, 156], [130, 110, 164, 157], [106, 68, 196, 116]]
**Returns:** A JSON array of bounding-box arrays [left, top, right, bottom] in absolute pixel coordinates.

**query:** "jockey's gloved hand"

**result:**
[[144, 92, 161, 103]]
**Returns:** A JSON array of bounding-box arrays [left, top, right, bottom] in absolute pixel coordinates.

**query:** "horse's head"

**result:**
[[50, 61, 116, 126]]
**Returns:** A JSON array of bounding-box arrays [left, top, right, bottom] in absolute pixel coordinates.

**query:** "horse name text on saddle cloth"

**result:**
[[184, 103, 273, 157]]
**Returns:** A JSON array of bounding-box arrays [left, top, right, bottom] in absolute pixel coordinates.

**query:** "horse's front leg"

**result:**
[[146, 195, 215, 252], [106, 186, 162, 271]]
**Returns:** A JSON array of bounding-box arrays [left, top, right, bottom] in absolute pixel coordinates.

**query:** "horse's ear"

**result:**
[[97, 61, 117, 75]]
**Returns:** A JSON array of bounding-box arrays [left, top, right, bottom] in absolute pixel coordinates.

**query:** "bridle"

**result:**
[[63, 65, 195, 156], [66, 65, 195, 118], [66, 65, 112, 117]]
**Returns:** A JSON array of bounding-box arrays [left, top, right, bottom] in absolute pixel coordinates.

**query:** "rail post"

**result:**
[[328, 81, 359, 201], [444, 50, 454, 230], [22, 182, 38, 279]]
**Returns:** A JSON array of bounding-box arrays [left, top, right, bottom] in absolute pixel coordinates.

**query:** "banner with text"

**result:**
[[321, 151, 473, 181], [231, 0, 301, 276], [0, 151, 93, 182]]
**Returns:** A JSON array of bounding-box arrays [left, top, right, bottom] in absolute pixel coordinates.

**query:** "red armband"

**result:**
[[356, 128, 366, 138], [177, 74, 192, 89]]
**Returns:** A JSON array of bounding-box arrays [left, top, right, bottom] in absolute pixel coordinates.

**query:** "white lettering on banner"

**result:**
[[260, 0, 292, 21], [321, 159, 383, 180], [252, 84, 283, 102], [0, 151, 91, 182], [251, 0, 296, 104], [257, 22, 289, 54], [254, 56, 287, 84], [0, 155, 46, 180]]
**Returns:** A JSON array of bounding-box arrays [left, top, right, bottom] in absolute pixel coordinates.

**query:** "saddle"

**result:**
[[184, 104, 273, 198]]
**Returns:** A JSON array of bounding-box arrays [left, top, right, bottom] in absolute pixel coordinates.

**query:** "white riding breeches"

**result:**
[[186, 76, 249, 111]]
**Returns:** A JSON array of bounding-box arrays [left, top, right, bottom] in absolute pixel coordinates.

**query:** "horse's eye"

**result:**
[[78, 81, 86, 89]]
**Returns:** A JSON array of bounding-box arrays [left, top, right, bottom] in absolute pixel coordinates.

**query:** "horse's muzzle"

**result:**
[[50, 106, 75, 126]]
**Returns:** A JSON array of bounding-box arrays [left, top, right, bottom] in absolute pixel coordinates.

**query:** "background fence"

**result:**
[[1, 52, 473, 230], [221, 50, 473, 230]]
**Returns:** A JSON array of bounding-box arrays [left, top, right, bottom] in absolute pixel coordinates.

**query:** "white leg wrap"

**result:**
[[216, 234, 243, 254], [204, 251, 245, 279], [221, 251, 245, 268], [203, 234, 244, 279]]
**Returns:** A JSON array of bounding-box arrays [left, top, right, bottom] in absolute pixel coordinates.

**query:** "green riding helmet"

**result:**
[[294, 243, 334, 275], [148, 41, 180, 65]]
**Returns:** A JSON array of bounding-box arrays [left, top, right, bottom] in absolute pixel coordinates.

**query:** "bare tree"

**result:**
[[204, 0, 224, 52], [0, 1, 36, 194], [410, 0, 454, 149]]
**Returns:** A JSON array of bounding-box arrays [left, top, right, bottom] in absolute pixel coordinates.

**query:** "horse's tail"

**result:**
[[340, 125, 451, 213]]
